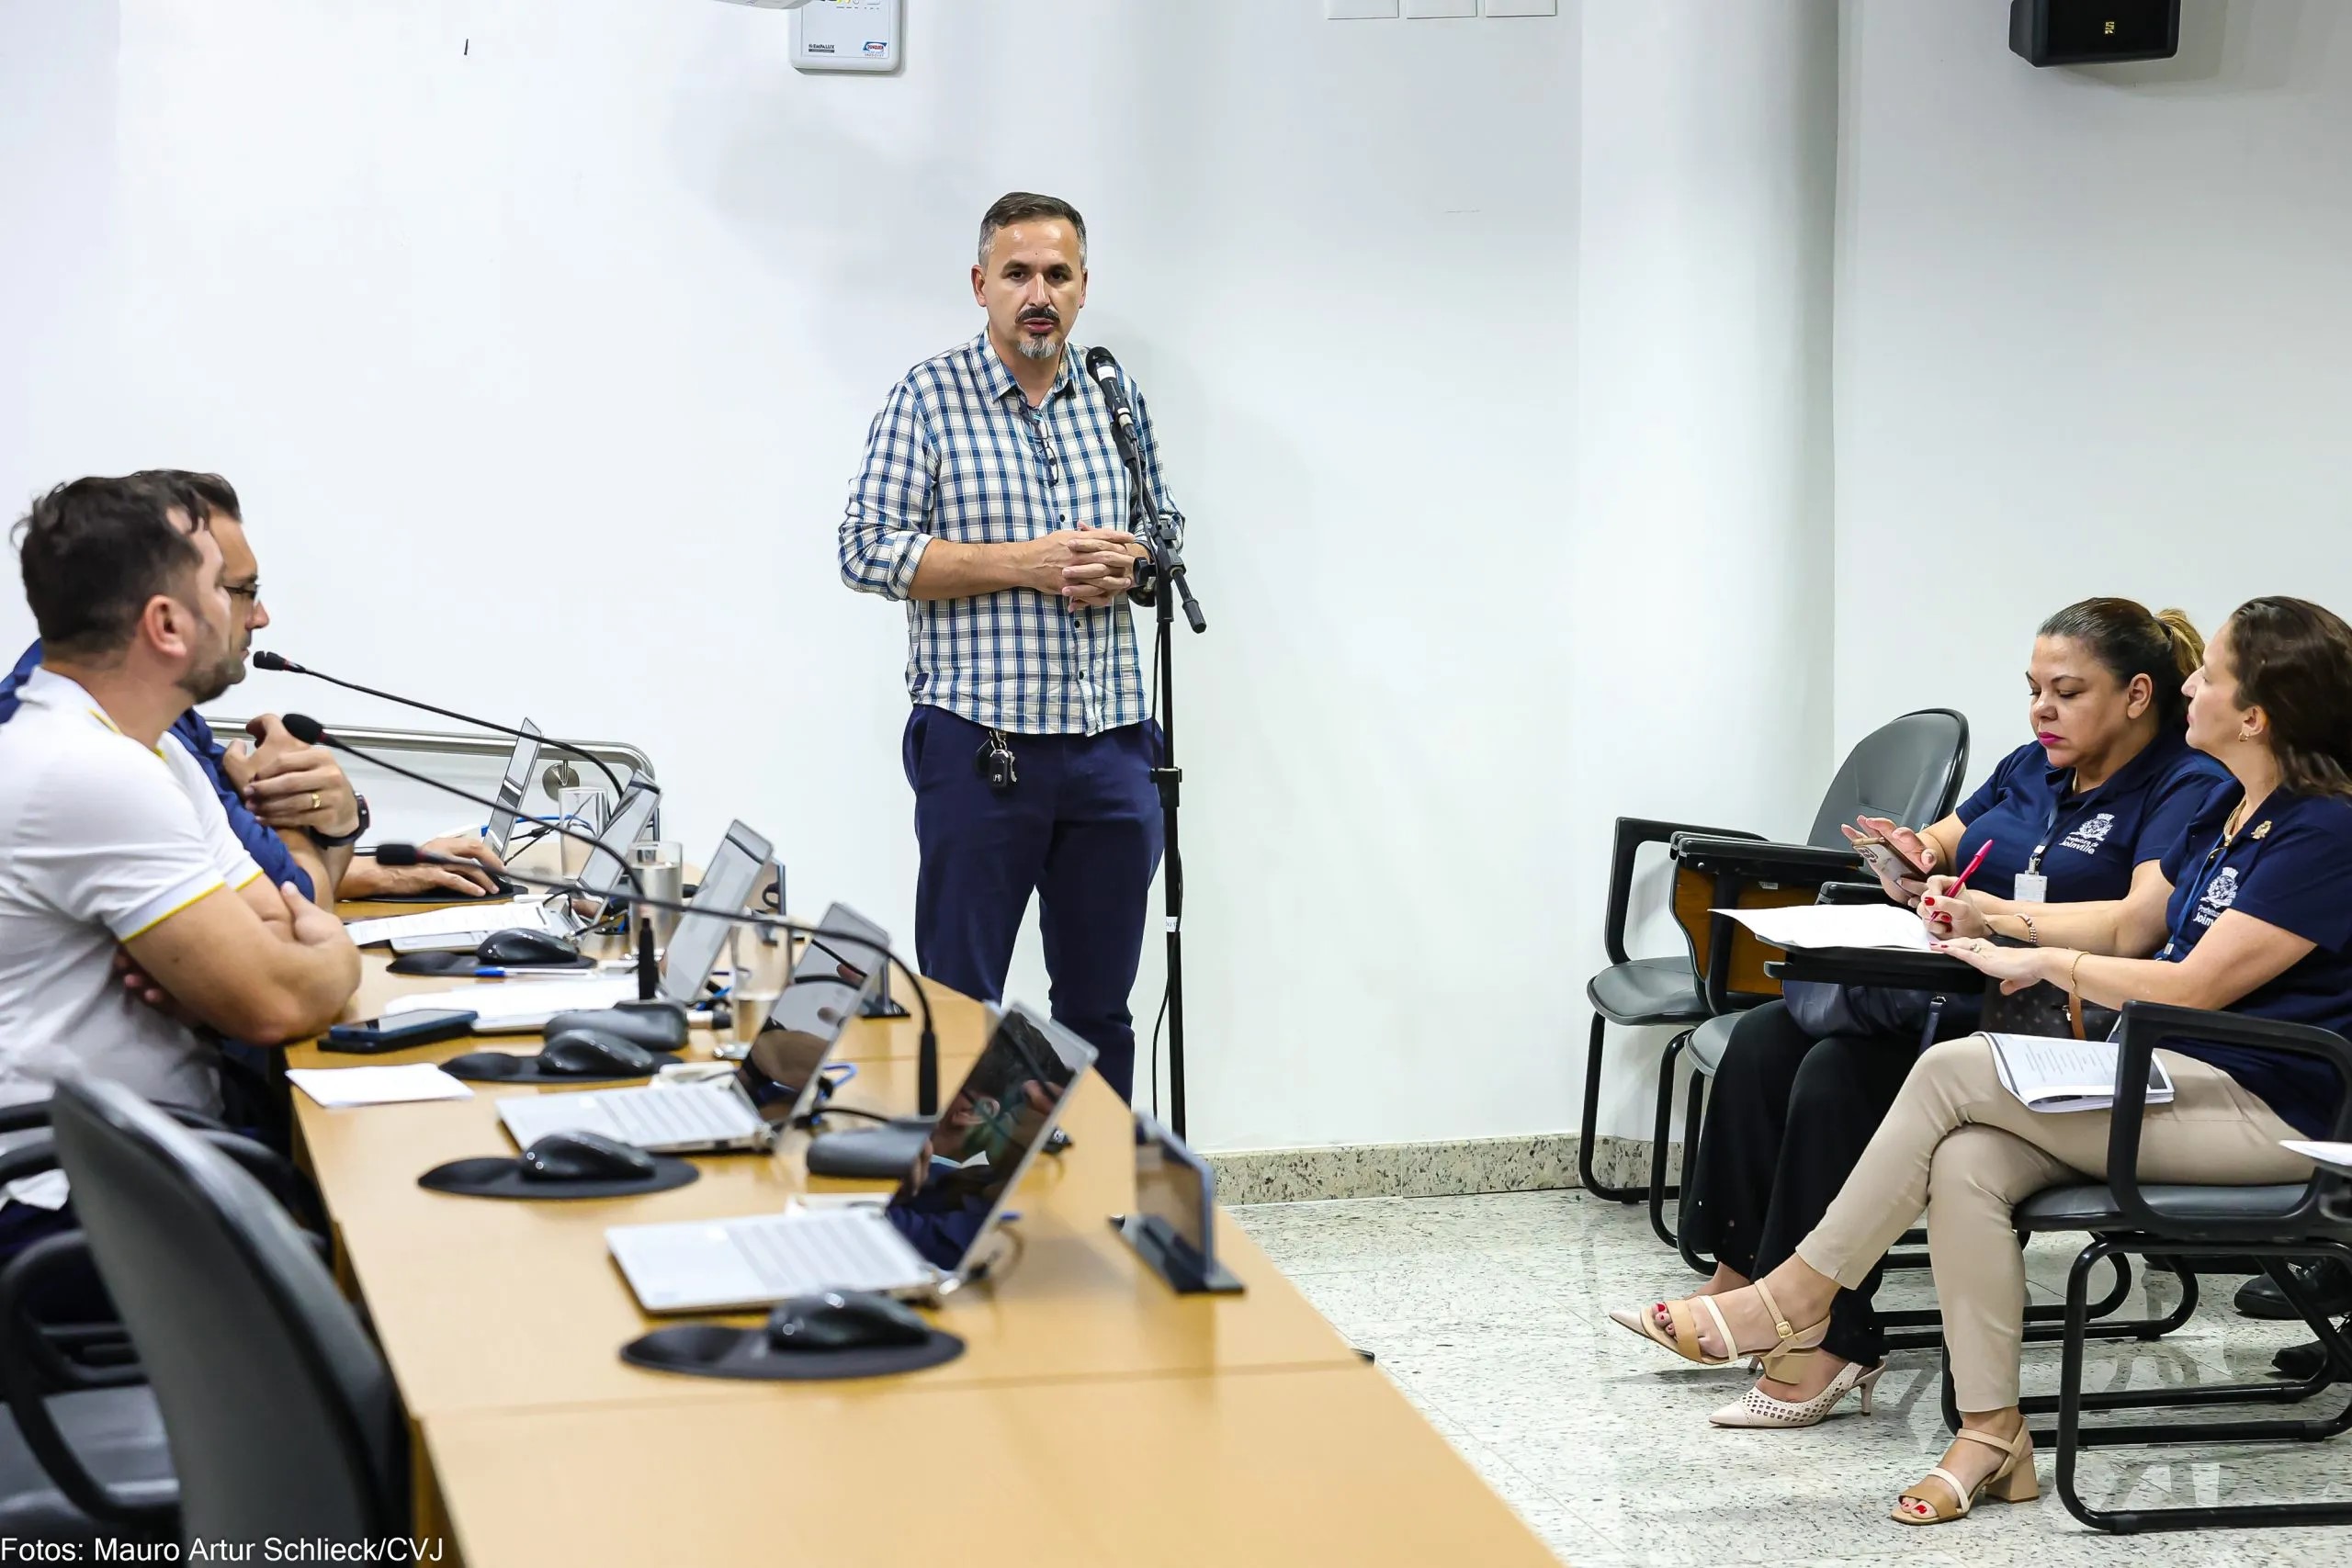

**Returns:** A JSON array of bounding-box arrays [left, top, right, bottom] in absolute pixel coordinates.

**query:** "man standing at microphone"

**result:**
[[839, 192, 1182, 1102]]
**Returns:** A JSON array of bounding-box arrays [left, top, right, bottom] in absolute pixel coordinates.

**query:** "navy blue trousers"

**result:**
[[903, 705, 1163, 1102]]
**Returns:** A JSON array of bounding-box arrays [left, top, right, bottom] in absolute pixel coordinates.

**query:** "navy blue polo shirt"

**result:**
[[0, 640, 312, 901], [2155, 784, 2352, 1139], [1952, 732, 2225, 904]]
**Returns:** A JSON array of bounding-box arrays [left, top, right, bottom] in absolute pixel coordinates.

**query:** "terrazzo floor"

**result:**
[[1229, 1189, 2352, 1568]]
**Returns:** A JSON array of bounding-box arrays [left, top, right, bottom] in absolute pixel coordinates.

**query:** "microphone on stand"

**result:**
[[1084, 345, 1206, 1138], [1082, 347, 1205, 635], [279, 714, 662, 1005], [374, 844, 942, 1120], [253, 651, 628, 800]]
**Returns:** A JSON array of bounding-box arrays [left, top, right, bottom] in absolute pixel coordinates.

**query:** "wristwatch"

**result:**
[[308, 793, 369, 850]]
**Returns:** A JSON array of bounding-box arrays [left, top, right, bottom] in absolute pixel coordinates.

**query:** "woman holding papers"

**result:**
[[1623, 598, 2352, 1528], [1653, 600, 2219, 1432]]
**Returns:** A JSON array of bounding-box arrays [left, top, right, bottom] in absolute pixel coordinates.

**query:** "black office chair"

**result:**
[[1969, 1002, 2352, 1534], [0, 1095, 331, 1544], [1579, 708, 1970, 1206], [43, 1077, 407, 1543]]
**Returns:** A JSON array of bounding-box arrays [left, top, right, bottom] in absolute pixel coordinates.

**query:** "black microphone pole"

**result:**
[[281, 715, 661, 1005], [377, 844, 941, 1117], [254, 651, 628, 800], [1083, 347, 1205, 1138]]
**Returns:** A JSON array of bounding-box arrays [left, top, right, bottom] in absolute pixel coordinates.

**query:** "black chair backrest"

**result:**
[[47, 1078, 405, 1542], [1804, 708, 1971, 848]]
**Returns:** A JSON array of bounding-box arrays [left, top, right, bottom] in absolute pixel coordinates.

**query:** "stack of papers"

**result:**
[[1987, 1033, 2173, 1114], [285, 1064, 476, 1109], [1713, 903, 1934, 953]]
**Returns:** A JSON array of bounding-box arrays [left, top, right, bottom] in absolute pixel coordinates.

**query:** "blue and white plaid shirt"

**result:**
[[839, 333, 1185, 737]]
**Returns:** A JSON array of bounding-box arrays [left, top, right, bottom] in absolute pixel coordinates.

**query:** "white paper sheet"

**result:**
[[1712, 902, 1935, 952], [286, 1064, 476, 1109], [3, 1169, 71, 1211], [382, 977, 634, 1031], [2282, 1140, 2352, 1176], [343, 898, 552, 948]]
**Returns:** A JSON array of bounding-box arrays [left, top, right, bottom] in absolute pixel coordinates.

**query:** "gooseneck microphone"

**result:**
[[1082, 347, 1205, 636], [377, 844, 942, 1117], [253, 652, 627, 800], [280, 714, 661, 1005]]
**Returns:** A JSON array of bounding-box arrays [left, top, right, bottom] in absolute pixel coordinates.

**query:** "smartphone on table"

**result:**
[[322, 1009, 481, 1055]]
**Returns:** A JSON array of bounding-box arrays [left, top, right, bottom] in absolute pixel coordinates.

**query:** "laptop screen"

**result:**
[[733, 902, 889, 1128], [882, 1002, 1096, 1273], [659, 820, 772, 1006], [575, 781, 660, 902], [483, 719, 542, 855]]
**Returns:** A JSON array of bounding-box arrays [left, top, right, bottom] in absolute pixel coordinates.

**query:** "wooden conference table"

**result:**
[[288, 905, 1557, 1566]]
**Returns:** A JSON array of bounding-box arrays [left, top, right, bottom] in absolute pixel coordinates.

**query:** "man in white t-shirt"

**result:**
[[0, 477, 359, 1120]]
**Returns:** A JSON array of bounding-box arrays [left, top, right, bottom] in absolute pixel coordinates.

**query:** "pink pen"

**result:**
[[1947, 839, 1995, 897]]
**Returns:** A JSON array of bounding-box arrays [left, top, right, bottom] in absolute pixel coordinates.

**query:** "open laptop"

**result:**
[[605, 1000, 1094, 1311], [651, 819, 772, 1010], [349, 721, 540, 906], [494, 901, 888, 1152], [483, 719, 543, 858], [362, 779, 660, 952]]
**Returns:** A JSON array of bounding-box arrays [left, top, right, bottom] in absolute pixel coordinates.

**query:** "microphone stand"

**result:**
[[377, 845, 943, 1122], [1103, 413, 1206, 1138], [286, 716, 662, 1005]]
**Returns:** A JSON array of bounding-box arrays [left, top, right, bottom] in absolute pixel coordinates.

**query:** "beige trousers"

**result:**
[[1795, 1032, 2309, 1412]]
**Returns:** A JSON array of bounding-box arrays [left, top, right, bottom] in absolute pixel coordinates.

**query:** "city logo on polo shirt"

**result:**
[[2061, 813, 2118, 856], [2195, 865, 2243, 928]]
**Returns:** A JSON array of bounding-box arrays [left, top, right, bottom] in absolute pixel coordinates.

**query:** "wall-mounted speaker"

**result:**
[[2009, 0, 2180, 65]]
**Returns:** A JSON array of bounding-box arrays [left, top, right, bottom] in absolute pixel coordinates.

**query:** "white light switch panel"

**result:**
[[1404, 0, 1476, 15], [1325, 0, 1400, 17], [1486, 0, 1559, 14]]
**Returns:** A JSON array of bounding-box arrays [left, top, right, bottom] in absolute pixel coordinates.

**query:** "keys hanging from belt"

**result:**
[[975, 728, 1020, 792]]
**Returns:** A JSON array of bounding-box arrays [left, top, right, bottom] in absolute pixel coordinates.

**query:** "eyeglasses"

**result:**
[[223, 581, 262, 607], [1015, 408, 1061, 490]]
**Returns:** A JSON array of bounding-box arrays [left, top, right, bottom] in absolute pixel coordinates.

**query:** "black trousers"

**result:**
[[1679, 1000, 1919, 1369]]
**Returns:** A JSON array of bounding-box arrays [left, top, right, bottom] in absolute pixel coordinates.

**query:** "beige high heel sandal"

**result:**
[[1709, 1359, 1885, 1428], [1891, 1424, 2038, 1525], [1619, 1280, 1830, 1379]]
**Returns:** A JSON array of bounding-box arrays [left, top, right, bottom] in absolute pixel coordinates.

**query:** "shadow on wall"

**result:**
[[2063, 0, 2335, 92]]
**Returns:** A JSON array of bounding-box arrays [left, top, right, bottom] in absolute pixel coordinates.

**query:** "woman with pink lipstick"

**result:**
[[1630, 599, 2222, 1431]]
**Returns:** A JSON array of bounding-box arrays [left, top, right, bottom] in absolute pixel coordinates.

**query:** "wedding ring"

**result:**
[[310, 790, 321, 812]]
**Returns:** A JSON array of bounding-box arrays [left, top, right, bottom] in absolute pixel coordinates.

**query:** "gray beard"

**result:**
[[1015, 333, 1060, 362]]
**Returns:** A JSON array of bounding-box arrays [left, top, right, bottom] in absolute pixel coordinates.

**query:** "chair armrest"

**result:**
[[1766, 949, 1979, 992], [2107, 1002, 2352, 1237], [1600, 818, 1759, 968], [1817, 881, 1892, 908], [0, 1235, 178, 1530], [1670, 835, 1864, 885], [0, 1102, 231, 1140]]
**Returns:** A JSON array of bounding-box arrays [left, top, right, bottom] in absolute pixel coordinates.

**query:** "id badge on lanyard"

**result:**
[[2017, 783, 2098, 903]]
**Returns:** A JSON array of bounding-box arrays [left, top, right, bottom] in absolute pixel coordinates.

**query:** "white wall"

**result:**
[[1835, 0, 2352, 765], [0, 0, 1638, 1152], [1573, 2, 1838, 1142]]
